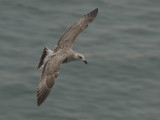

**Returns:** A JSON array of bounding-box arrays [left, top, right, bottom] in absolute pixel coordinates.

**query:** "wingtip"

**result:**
[[95, 8, 98, 11], [37, 87, 41, 106], [93, 8, 98, 13], [37, 96, 42, 106], [89, 8, 98, 18], [37, 102, 41, 106]]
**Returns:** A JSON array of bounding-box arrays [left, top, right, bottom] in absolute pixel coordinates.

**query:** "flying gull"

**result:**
[[37, 8, 98, 106]]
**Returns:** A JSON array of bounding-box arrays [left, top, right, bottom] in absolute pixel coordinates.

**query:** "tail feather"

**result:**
[[37, 47, 53, 70]]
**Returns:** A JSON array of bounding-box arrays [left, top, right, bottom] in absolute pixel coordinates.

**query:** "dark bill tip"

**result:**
[[84, 60, 87, 64]]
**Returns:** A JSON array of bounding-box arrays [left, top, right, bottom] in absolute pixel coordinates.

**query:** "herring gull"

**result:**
[[37, 8, 98, 106]]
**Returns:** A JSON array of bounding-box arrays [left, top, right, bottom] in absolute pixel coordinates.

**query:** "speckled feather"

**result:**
[[37, 8, 98, 106], [37, 51, 67, 106], [54, 8, 98, 52]]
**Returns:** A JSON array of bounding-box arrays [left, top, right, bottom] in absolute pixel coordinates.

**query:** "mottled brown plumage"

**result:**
[[37, 8, 98, 106], [54, 8, 98, 52]]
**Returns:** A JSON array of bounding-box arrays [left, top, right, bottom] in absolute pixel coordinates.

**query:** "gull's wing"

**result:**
[[37, 53, 66, 106], [54, 8, 98, 52]]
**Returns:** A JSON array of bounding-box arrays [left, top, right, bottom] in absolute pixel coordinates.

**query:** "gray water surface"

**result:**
[[0, 0, 160, 120]]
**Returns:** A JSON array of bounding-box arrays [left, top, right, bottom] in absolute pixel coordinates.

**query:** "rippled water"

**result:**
[[0, 0, 160, 120]]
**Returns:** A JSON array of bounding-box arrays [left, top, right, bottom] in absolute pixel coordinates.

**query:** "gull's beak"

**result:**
[[83, 60, 87, 64]]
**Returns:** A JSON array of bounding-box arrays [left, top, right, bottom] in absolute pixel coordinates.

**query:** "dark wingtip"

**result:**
[[95, 8, 98, 12], [37, 96, 42, 107], [89, 8, 98, 19], [37, 102, 41, 106], [37, 93, 40, 106], [92, 8, 98, 14], [37, 87, 41, 106]]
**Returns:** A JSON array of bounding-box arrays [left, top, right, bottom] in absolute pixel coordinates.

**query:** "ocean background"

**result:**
[[0, 0, 160, 120]]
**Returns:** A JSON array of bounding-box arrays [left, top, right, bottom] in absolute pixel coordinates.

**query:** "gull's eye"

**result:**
[[79, 56, 82, 59]]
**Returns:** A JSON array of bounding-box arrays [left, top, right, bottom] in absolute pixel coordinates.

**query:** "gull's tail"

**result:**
[[37, 47, 53, 70]]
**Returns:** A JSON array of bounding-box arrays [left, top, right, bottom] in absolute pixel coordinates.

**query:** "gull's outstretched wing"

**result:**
[[54, 8, 98, 52], [37, 53, 65, 106]]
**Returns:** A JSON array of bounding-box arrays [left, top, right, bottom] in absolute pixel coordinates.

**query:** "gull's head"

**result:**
[[75, 53, 87, 64]]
